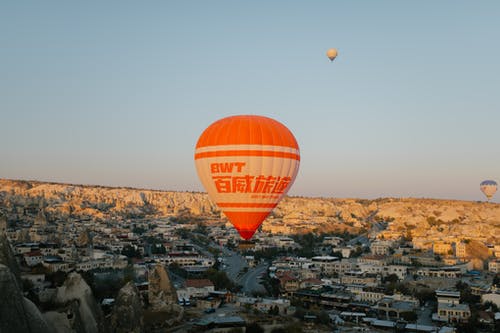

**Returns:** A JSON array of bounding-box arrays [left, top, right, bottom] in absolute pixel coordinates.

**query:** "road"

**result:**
[[188, 236, 268, 296], [218, 247, 271, 295], [239, 263, 268, 295], [219, 247, 248, 281], [348, 215, 387, 246]]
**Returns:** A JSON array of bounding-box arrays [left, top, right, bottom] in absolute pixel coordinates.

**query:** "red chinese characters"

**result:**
[[213, 175, 292, 194]]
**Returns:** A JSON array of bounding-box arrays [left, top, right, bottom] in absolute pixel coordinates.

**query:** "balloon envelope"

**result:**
[[194, 115, 300, 240], [480, 180, 497, 200], [326, 48, 338, 61]]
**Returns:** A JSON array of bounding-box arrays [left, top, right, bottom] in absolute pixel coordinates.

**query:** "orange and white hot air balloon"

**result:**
[[194, 115, 300, 240]]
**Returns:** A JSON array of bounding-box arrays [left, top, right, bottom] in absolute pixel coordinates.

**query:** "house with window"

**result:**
[[176, 279, 215, 302], [432, 289, 471, 323]]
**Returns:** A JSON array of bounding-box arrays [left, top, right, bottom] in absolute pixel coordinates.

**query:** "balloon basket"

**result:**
[[238, 240, 256, 251]]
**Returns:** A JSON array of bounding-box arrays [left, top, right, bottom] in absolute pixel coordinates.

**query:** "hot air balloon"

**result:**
[[326, 48, 338, 61], [194, 115, 300, 240], [480, 180, 497, 201]]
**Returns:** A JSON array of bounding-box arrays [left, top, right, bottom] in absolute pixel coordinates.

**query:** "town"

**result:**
[[1, 182, 499, 333]]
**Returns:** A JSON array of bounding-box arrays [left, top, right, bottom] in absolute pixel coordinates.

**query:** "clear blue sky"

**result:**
[[1, 1, 499, 201]]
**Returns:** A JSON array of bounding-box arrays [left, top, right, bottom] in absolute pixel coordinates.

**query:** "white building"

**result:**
[[323, 236, 344, 247], [386, 265, 408, 280], [311, 256, 340, 275], [370, 241, 394, 256], [433, 289, 471, 323], [156, 254, 214, 268], [488, 260, 500, 273], [235, 297, 291, 315], [416, 267, 462, 279], [176, 279, 215, 301], [23, 251, 43, 267]]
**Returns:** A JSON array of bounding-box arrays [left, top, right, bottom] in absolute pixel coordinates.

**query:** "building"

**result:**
[[192, 316, 246, 333], [184, 279, 215, 297], [42, 256, 72, 273], [355, 288, 386, 304], [433, 289, 471, 324], [278, 273, 300, 294], [176, 279, 215, 301], [370, 241, 394, 256], [275, 237, 297, 248], [155, 254, 214, 269], [23, 251, 43, 267], [236, 296, 291, 315], [415, 266, 462, 279], [340, 272, 379, 287], [332, 259, 354, 275], [374, 297, 417, 321], [433, 242, 453, 256], [293, 286, 352, 310], [386, 265, 408, 280], [488, 260, 500, 273], [455, 241, 467, 258], [435, 290, 460, 305], [435, 303, 471, 323], [311, 256, 340, 275], [323, 236, 344, 247]]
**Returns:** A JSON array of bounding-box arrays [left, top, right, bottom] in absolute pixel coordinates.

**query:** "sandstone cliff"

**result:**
[[1, 179, 499, 244]]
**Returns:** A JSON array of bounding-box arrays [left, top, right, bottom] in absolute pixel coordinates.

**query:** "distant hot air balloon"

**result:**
[[480, 180, 497, 201], [326, 48, 338, 61], [194, 115, 300, 240]]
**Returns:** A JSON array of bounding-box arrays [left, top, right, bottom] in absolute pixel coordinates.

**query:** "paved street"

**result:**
[[239, 263, 268, 295], [218, 247, 270, 295], [219, 247, 248, 281]]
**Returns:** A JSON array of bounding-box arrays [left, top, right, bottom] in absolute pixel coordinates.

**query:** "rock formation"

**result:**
[[110, 281, 144, 333], [51, 272, 108, 333], [0, 233, 21, 287], [148, 263, 179, 312], [0, 212, 6, 234], [1, 178, 499, 246], [34, 209, 48, 226], [0, 233, 52, 333]]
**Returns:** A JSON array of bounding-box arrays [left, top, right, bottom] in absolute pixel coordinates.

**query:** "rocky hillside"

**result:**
[[1, 179, 499, 244]]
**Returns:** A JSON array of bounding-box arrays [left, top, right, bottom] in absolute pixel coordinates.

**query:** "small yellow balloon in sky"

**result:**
[[326, 48, 338, 61]]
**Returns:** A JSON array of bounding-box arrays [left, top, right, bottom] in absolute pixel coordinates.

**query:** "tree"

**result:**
[[493, 274, 500, 286], [384, 273, 399, 284], [317, 311, 331, 325], [483, 301, 499, 312], [194, 223, 208, 234], [271, 324, 302, 333], [414, 289, 436, 306], [46, 270, 68, 287], [168, 263, 188, 279], [400, 311, 417, 322], [132, 226, 146, 235], [294, 306, 306, 319], [332, 251, 343, 259], [151, 243, 166, 254], [227, 329, 244, 333], [203, 268, 240, 291], [268, 305, 279, 315], [455, 281, 480, 304], [121, 244, 141, 258], [246, 323, 264, 333]]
